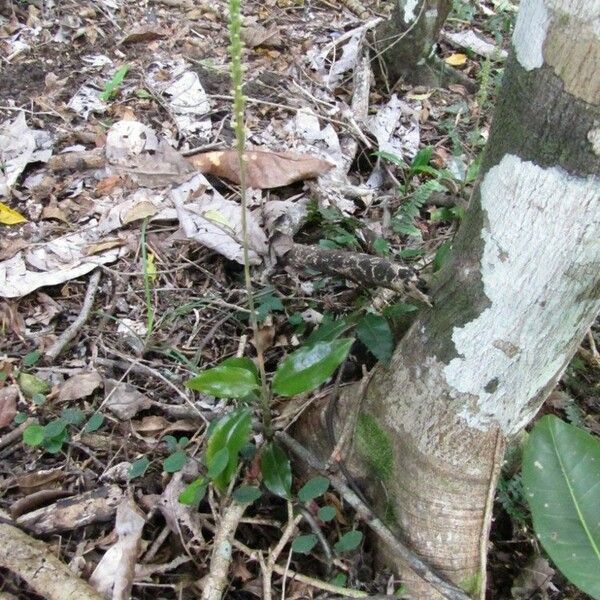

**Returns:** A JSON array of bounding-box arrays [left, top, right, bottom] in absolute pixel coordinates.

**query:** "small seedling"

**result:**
[[100, 64, 130, 102]]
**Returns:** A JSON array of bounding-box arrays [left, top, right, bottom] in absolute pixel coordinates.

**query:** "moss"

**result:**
[[355, 413, 394, 482], [460, 572, 482, 596], [383, 499, 397, 527]]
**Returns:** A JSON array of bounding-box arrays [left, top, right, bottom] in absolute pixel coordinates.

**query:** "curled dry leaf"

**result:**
[[90, 497, 146, 600], [0, 385, 18, 429], [58, 371, 103, 402], [118, 26, 166, 45], [186, 148, 333, 189]]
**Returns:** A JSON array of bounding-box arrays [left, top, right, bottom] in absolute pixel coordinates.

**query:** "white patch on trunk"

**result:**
[[588, 127, 600, 156], [444, 154, 600, 435], [512, 0, 550, 70], [403, 0, 419, 23]]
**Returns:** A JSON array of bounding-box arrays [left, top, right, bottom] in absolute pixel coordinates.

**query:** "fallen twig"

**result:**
[[276, 431, 471, 600], [45, 269, 102, 362], [0, 523, 104, 600], [201, 499, 248, 600]]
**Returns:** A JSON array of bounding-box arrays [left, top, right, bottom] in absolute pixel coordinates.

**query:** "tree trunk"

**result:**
[[302, 1, 600, 597], [372, 0, 471, 89]]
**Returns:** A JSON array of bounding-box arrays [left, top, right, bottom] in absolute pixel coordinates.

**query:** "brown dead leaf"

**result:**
[[15, 467, 64, 493], [0, 385, 18, 429], [90, 497, 146, 600], [186, 149, 333, 189], [58, 371, 103, 402], [41, 205, 69, 223], [118, 26, 166, 45], [241, 24, 282, 48], [105, 380, 152, 420], [95, 174, 125, 196], [122, 200, 159, 225], [132, 415, 169, 435]]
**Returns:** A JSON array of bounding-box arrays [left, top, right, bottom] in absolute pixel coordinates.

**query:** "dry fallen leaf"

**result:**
[[444, 52, 468, 66], [241, 24, 282, 48], [104, 380, 152, 420], [58, 371, 103, 402], [118, 26, 166, 45], [0, 202, 27, 225], [186, 148, 333, 189], [90, 497, 146, 600], [0, 385, 18, 429]]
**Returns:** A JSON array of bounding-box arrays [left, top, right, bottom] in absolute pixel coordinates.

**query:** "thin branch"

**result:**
[[276, 431, 472, 600], [45, 269, 102, 362], [201, 500, 248, 600]]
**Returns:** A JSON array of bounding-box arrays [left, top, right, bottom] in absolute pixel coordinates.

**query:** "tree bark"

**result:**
[[301, 1, 600, 597], [372, 0, 473, 89]]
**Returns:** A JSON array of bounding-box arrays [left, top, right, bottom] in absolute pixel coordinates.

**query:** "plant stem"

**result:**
[[141, 218, 155, 338], [228, 0, 271, 432]]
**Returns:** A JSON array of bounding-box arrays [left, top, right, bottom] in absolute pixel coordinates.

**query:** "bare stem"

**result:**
[[228, 0, 271, 431]]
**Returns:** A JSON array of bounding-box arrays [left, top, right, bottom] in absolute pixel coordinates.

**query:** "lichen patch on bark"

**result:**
[[443, 154, 600, 435], [512, 0, 549, 70]]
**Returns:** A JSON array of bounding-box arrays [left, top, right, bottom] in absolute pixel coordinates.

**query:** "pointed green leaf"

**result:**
[[84, 412, 105, 433], [207, 447, 230, 479], [233, 485, 262, 504], [129, 456, 150, 480], [186, 366, 259, 399], [334, 530, 363, 554], [306, 316, 352, 345], [291, 534, 318, 554], [260, 442, 292, 498], [523, 415, 600, 599], [179, 477, 208, 506], [272, 339, 353, 397], [221, 357, 259, 381], [298, 476, 330, 503], [206, 409, 252, 490], [356, 313, 393, 364]]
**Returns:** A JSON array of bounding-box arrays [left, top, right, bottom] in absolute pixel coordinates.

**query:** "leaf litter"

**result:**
[[0, 0, 584, 599]]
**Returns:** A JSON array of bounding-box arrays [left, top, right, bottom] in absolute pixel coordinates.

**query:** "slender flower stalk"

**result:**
[[228, 0, 271, 430]]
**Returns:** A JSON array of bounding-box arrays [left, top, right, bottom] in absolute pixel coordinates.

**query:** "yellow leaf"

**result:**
[[203, 209, 234, 232], [444, 53, 467, 66], [146, 251, 157, 283], [0, 202, 27, 225]]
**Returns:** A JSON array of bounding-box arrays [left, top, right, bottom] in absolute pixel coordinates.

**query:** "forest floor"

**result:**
[[0, 0, 598, 599]]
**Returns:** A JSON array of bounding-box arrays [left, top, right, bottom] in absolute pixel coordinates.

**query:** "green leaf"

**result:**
[[61, 408, 85, 426], [260, 442, 292, 498], [272, 338, 353, 397], [523, 415, 600, 599], [205, 409, 252, 490], [22, 350, 41, 367], [221, 357, 259, 381], [318, 505, 336, 522], [100, 64, 130, 101], [186, 365, 259, 399], [298, 476, 330, 503], [84, 412, 105, 433], [373, 150, 407, 169], [334, 530, 363, 554], [206, 447, 230, 479], [164, 450, 187, 473], [43, 418, 68, 439], [32, 393, 46, 406], [23, 424, 44, 447], [18, 373, 50, 397], [42, 430, 67, 454], [129, 456, 150, 480], [382, 302, 418, 320], [306, 317, 351, 345], [329, 573, 347, 587], [410, 146, 434, 172], [163, 435, 178, 452], [233, 485, 262, 504], [291, 534, 318, 555], [179, 477, 208, 506], [14, 412, 28, 425], [256, 293, 284, 322], [318, 506, 336, 523], [356, 313, 394, 364]]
